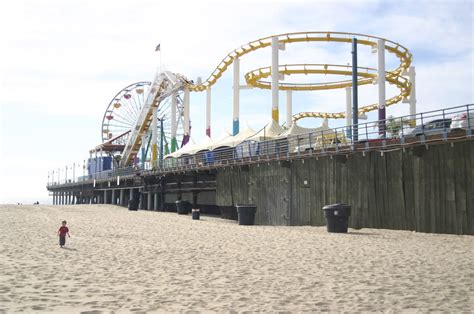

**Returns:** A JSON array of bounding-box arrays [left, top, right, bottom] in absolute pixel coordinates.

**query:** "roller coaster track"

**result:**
[[121, 32, 412, 166], [187, 31, 412, 119], [120, 71, 190, 167], [245, 63, 410, 119]]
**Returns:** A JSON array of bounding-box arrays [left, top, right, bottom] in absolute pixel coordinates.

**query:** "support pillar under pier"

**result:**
[[147, 193, 152, 210], [139, 192, 144, 210], [154, 193, 159, 211], [120, 189, 124, 206]]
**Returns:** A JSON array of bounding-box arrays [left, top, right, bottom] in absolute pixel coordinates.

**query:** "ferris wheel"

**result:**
[[101, 81, 185, 157]]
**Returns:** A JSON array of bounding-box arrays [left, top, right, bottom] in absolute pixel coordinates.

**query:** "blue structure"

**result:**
[[87, 156, 112, 175]]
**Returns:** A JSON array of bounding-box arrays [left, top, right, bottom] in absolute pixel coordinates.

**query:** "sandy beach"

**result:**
[[0, 204, 472, 312]]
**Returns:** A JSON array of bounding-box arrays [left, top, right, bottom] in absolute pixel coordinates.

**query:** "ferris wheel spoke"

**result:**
[[119, 99, 139, 123], [129, 92, 144, 116], [106, 122, 134, 129], [124, 97, 140, 119], [110, 111, 136, 127]]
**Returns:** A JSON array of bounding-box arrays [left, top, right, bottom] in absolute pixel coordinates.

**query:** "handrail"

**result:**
[[47, 104, 473, 188]]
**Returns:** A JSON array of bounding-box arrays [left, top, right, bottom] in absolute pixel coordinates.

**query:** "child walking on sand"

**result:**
[[57, 220, 70, 248]]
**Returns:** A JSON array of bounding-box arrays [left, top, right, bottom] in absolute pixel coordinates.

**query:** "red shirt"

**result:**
[[58, 226, 69, 237]]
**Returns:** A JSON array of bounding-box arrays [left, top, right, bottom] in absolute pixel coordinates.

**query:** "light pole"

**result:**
[[73, 162, 76, 183]]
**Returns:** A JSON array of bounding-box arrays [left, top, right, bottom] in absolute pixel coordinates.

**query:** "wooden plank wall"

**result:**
[[215, 141, 473, 235], [216, 164, 289, 225]]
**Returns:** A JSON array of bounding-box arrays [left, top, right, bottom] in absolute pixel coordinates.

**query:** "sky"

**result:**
[[0, 0, 472, 204]]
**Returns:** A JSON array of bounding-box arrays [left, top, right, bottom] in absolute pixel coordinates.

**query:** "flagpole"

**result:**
[[155, 43, 162, 73]]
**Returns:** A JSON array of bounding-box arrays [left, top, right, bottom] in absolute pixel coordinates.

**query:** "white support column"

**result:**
[[151, 106, 158, 167], [206, 87, 211, 137], [408, 66, 416, 117], [377, 39, 386, 136], [53, 192, 56, 205], [171, 91, 178, 152], [233, 57, 240, 135], [129, 188, 134, 201], [346, 86, 352, 133], [103, 190, 107, 204], [140, 134, 146, 169], [183, 88, 190, 136], [111, 189, 116, 205], [377, 39, 386, 111], [286, 90, 292, 127], [271, 36, 279, 123]]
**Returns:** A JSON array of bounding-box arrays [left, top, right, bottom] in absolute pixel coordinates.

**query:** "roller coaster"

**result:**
[[94, 32, 416, 169]]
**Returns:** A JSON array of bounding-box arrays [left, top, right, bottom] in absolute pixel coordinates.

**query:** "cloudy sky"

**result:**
[[0, 0, 472, 204]]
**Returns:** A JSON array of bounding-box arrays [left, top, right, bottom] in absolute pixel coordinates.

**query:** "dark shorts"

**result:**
[[59, 236, 66, 246]]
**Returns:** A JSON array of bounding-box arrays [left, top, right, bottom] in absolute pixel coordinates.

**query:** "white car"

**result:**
[[451, 111, 474, 130]]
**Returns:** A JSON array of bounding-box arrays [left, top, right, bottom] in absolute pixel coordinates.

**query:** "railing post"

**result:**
[[296, 135, 300, 155], [442, 109, 448, 141], [467, 104, 472, 137], [400, 117, 405, 145]]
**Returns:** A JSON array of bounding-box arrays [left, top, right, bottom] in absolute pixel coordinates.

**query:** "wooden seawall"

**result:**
[[216, 141, 473, 235]]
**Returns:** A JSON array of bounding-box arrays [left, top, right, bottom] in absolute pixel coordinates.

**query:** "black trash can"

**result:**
[[323, 203, 351, 233], [176, 200, 190, 215], [192, 208, 200, 220], [236, 204, 257, 225], [128, 199, 139, 211]]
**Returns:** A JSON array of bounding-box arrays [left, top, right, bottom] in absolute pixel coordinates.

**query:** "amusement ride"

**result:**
[[90, 31, 416, 170]]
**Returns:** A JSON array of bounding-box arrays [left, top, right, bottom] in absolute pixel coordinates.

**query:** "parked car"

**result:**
[[451, 111, 474, 130], [404, 118, 452, 137]]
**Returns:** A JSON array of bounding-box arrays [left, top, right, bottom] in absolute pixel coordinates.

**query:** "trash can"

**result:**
[[236, 204, 257, 225], [323, 203, 351, 233], [192, 208, 200, 220], [128, 199, 139, 211], [176, 200, 190, 215]]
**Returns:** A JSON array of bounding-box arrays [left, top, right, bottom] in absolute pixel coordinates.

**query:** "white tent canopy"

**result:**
[[279, 122, 330, 138], [164, 137, 198, 159], [210, 126, 257, 149], [249, 120, 284, 141]]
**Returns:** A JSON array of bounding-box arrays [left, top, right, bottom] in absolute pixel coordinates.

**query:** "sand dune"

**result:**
[[0, 204, 472, 312]]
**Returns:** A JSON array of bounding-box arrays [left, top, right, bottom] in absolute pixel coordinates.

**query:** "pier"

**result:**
[[46, 31, 473, 235], [47, 108, 474, 235]]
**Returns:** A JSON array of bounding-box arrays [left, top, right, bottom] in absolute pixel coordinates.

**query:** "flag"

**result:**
[[155, 43, 160, 52]]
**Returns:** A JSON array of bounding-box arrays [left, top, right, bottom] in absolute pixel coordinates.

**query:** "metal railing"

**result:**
[[47, 104, 473, 187]]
